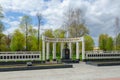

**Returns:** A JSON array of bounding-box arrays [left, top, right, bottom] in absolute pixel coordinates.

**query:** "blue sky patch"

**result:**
[[44, 0, 51, 2]]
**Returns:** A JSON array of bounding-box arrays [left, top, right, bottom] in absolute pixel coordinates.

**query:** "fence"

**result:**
[[85, 51, 120, 60], [0, 51, 41, 62]]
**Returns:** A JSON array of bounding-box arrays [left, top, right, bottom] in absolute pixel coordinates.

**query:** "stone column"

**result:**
[[82, 37, 85, 61], [42, 36, 45, 62], [76, 42, 79, 60], [61, 43, 64, 59], [46, 42, 50, 61], [69, 42, 72, 59], [53, 42, 56, 61]]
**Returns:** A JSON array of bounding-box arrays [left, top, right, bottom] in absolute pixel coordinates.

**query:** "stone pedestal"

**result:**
[[62, 48, 70, 60]]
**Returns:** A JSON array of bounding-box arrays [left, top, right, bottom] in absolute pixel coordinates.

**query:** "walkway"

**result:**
[[0, 62, 120, 80]]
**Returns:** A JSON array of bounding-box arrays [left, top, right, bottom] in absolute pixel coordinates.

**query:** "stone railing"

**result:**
[[0, 51, 41, 62], [85, 51, 120, 60]]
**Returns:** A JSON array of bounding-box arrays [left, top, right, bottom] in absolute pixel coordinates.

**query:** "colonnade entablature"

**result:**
[[44, 36, 83, 42]]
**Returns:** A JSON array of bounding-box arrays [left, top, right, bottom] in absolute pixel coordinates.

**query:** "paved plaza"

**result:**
[[0, 62, 120, 80]]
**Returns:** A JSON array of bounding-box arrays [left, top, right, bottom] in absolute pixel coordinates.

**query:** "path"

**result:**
[[0, 62, 120, 80]]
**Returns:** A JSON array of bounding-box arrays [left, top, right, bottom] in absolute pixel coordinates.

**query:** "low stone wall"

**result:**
[[0, 51, 41, 62], [85, 51, 120, 61], [0, 64, 73, 72]]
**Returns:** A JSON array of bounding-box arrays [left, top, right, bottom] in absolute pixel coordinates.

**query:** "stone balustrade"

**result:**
[[85, 51, 120, 59], [0, 51, 41, 62]]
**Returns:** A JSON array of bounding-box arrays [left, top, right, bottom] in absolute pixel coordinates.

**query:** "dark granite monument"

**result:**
[[62, 43, 70, 60], [61, 43, 79, 63]]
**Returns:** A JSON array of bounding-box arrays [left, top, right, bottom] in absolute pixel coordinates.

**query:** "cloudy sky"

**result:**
[[0, 0, 120, 46]]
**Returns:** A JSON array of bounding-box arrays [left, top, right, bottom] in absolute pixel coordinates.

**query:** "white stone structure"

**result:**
[[85, 51, 120, 60], [42, 36, 85, 61], [0, 51, 41, 62]]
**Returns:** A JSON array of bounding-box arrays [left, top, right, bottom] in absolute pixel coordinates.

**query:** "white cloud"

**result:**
[[0, 0, 120, 46], [0, 0, 44, 13], [3, 18, 20, 34], [67, 0, 120, 46]]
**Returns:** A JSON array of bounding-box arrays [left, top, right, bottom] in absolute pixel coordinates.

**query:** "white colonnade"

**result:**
[[42, 36, 85, 61]]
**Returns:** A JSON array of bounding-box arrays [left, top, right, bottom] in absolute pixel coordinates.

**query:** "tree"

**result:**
[[99, 34, 108, 51], [20, 25, 38, 51], [106, 37, 113, 51], [36, 13, 42, 51], [10, 30, 25, 51], [43, 29, 54, 38], [0, 5, 5, 51], [0, 21, 4, 33], [28, 26, 37, 36], [114, 17, 120, 50], [53, 29, 66, 55], [99, 34, 114, 51], [69, 23, 89, 37], [63, 7, 89, 37], [53, 29, 65, 38], [27, 26, 38, 51], [0, 34, 11, 51], [84, 35, 94, 51], [116, 33, 120, 50], [0, 5, 4, 18], [20, 15, 32, 51], [27, 35, 38, 51], [43, 29, 54, 54], [0, 33, 7, 51], [0, 5, 4, 32]]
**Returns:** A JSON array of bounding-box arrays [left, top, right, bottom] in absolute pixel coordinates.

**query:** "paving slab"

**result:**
[[0, 62, 120, 80]]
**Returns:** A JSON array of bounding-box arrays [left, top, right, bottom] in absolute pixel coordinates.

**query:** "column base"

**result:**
[[82, 59, 86, 62], [75, 59, 80, 63], [46, 59, 50, 62], [41, 61, 46, 63], [53, 59, 57, 61], [76, 59, 80, 61]]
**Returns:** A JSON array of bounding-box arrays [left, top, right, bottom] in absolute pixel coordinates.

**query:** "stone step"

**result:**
[[61, 59, 79, 63], [86, 61, 120, 66], [0, 64, 73, 72]]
